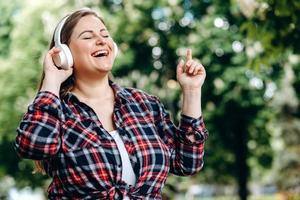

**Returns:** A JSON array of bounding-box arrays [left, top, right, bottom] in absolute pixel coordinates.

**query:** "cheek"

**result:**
[[70, 43, 90, 60]]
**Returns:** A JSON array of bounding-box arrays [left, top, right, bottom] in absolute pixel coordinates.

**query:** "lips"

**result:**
[[91, 49, 109, 57]]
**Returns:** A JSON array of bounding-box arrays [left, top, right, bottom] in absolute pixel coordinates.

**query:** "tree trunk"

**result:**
[[235, 130, 249, 200]]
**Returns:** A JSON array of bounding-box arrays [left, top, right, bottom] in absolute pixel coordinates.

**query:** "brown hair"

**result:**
[[33, 8, 105, 174]]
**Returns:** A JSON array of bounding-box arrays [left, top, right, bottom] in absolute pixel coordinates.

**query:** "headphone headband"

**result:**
[[54, 8, 92, 47], [54, 16, 69, 47]]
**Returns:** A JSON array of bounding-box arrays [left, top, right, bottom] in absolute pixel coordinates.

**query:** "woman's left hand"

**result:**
[[176, 49, 206, 91]]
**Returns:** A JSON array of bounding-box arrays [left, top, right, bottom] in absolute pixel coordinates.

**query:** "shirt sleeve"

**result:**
[[14, 91, 63, 160], [152, 96, 209, 176]]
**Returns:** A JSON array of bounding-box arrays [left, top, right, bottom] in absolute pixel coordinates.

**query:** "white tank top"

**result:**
[[109, 130, 136, 199]]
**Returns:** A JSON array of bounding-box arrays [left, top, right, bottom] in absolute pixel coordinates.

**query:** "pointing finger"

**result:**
[[186, 48, 192, 61]]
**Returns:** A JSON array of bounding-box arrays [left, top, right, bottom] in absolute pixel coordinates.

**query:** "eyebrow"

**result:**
[[77, 28, 107, 38]]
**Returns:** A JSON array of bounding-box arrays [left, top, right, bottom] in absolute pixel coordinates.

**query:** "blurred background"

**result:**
[[0, 0, 299, 199]]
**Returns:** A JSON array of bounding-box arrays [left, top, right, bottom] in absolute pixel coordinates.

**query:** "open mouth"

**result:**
[[91, 50, 109, 58]]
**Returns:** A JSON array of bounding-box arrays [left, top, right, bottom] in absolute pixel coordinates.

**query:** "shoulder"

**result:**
[[123, 86, 159, 104], [121, 87, 165, 117]]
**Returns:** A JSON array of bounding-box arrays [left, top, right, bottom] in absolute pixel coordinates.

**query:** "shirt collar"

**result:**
[[109, 80, 133, 103]]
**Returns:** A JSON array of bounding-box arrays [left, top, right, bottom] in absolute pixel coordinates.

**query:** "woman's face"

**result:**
[[69, 15, 115, 76]]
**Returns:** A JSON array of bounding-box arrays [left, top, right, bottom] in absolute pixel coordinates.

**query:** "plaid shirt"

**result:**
[[15, 81, 208, 200]]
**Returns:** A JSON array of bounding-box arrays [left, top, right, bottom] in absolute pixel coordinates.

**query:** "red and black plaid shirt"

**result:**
[[15, 81, 208, 199]]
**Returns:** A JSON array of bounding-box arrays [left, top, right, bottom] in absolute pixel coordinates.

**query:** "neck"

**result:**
[[71, 74, 114, 102]]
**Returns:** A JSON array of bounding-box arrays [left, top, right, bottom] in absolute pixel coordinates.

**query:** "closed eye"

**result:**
[[78, 29, 111, 39], [82, 35, 109, 40]]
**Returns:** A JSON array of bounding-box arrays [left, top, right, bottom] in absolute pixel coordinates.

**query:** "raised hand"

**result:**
[[40, 47, 73, 95], [43, 47, 73, 84], [176, 49, 206, 91]]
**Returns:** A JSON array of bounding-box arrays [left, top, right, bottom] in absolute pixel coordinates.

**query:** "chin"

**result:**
[[95, 65, 113, 72]]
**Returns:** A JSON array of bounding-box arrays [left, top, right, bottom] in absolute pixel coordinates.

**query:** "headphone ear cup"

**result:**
[[113, 42, 118, 59], [53, 44, 73, 69], [61, 44, 73, 69]]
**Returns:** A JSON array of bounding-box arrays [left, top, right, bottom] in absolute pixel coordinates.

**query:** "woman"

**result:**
[[15, 8, 208, 199]]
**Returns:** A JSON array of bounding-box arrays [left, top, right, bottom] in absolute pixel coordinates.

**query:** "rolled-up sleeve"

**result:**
[[153, 96, 209, 176], [178, 114, 208, 145], [14, 91, 63, 160]]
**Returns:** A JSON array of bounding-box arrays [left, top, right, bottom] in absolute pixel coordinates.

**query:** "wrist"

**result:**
[[182, 88, 201, 96], [181, 91, 202, 118], [40, 77, 61, 96]]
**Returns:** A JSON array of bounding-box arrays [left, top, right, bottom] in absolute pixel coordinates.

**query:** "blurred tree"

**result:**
[[0, 0, 19, 58], [1, 0, 299, 200], [237, 0, 300, 197]]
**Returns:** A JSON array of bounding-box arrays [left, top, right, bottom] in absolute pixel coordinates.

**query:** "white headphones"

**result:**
[[53, 9, 118, 70]]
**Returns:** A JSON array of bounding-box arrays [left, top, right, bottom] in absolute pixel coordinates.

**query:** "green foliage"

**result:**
[[0, 0, 20, 58], [238, 0, 300, 193], [0, 0, 299, 199]]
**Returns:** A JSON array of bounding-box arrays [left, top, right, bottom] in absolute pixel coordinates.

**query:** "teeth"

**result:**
[[92, 50, 108, 57]]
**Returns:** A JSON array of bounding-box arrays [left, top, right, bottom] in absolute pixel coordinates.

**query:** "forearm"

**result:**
[[169, 115, 208, 175], [181, 89, 202, 118], [15, 91, 62, 159]]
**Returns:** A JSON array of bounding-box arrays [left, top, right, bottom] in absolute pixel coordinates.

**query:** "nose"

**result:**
[[95, 35, 106, 45]]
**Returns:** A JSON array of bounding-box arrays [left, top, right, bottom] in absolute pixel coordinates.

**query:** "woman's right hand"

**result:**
[[40, 47, 73, 95], [43, 47, 73, 83]]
